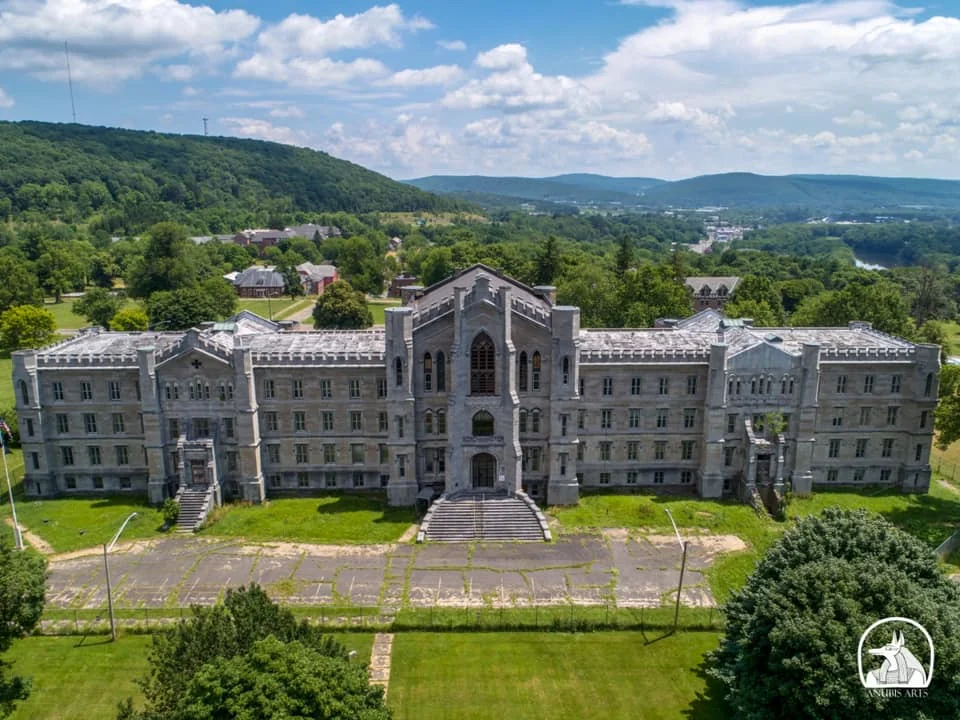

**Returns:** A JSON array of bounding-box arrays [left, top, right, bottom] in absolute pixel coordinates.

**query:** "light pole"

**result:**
[[104, 512, 138, 641], [663, 508, 688, 635], [1, 432, 23, 550]]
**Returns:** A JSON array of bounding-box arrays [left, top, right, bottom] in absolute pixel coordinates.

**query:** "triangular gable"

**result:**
[[415, 263, 550, 309], [728, 338, 797, 371], [156, 330, 234, 369]]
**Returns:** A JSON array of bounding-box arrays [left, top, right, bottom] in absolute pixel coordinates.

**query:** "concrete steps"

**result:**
[[175, 486, 214, 533], [419, 492, 550, 542]]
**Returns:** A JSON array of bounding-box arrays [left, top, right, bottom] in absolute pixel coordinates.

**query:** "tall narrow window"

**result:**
[[436, 351, 446, 391], [425, 410, 434, 435], [470, 333, 496, 395], [423, 353, 433, 391], [518, 351, 528, 392], [562, 356, 570, 385], [925, 373, 934, 398], [472, 411, 495, 436], [18, 381, 28, 406], [532, 352, 541, 390], [395, 357, 403, 387]]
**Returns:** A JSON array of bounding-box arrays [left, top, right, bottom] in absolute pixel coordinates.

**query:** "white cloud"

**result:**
[[832, 109, 883, 129], [236, 55, 389, 87], [383, 65, 464, 87], [269, 105, 304, 119], [0, 88, 12, 108], [475, 43, 528, 71], [220, 117, 309, 146], [645, 101, 724, 131], [182, 86, 199, 97], [0, 0, 259, 84], [154, 64, 195, 82], [437, 39, 466, 51]]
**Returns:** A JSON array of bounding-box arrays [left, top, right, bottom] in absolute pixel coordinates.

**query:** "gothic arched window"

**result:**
[[518, 351, 528, 392], [436, 351, 446, 392], [472, 411, 495, 436], [562, 356, 570, 385], [471, 333, 496, 395], [532, 351, 541, 390], [19, 380, 28, 406], [423, 353, 433, 392], [395, 357, 403, 387]]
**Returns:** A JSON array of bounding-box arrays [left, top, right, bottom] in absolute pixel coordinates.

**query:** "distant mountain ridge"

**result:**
[[405, 171, 960, 211]]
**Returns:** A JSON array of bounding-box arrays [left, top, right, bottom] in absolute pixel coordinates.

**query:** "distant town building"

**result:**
[[189, 235, 235, 245], [685, 276, 741, 311], [232, 266, 285, 298], [296, 263, 338, 295], [389, 274, 419, 298], [233, 225, 341, 251]]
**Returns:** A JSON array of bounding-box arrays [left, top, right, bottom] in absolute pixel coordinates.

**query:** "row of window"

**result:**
[[45, 380, 139, 404], [54, 412, 137, 435], [265, 443, 390, 466], [266, 471, 390, 489], [573, 439, 698, 462], [823, 468, 895, 483], [59, 445, 140, 467], [580, 375, 697, 397], [827, 406, 913, 428], [262, 377, 389, 401], [259, 410, 401, 435], [727, 375, 796, 397], [61, 475, 135, 491], [826, 438, 925, 461], [575, 470, 695, 485], [830, 372, 934, 397]]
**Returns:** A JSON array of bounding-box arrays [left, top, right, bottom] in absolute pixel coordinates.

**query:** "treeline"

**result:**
[[0, 121, 467, 236], [737, 221, 960, 267]]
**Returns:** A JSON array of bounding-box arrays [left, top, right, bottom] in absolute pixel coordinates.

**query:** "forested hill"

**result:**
[[0, 121, 464, 234], [406, 171, 960, 212]]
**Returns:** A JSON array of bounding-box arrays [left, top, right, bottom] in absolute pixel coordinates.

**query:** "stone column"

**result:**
[[233, 346, 264, 503], [138, 347, 167, 504], [385, 307, 417, 506], [12, 351, 56, 496], [447, 287, 467, 495], [790, 343, 820, 496], [698, 343, 727, 498], [499, 286, 521, 494], [546, 306, 580, 505]]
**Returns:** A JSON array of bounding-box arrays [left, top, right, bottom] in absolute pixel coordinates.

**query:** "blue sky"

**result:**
[[2, 0, 960, 180]]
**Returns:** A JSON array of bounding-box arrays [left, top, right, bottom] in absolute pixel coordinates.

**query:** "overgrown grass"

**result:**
[[234, 297, 299, 320], [389, 631, 725, 720], [5, 632, 375, 720], [199, 493, 416, 544]]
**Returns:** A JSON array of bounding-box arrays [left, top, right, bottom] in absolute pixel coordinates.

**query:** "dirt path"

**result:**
[[369, 633, 394, 698], [938, 478, 960, 496], [4, 517, 55, 555], [282, 299, 317, 327]]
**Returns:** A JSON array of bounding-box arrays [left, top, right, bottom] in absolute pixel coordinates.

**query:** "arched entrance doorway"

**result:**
[[471, 453, 496, 489]]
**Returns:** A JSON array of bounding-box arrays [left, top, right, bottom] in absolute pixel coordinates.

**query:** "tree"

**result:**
[[0, 306, 56, 351], [312, 280, 373, 330], [121, 585, 357, 720], [35, 245, 83, 302], [146, 288, 221, 330], [730, 275, 785, 324], [536, 235, 561, 285], [110, 307, 149, 331], [709, 508, 960, 720], [790, 281, 915, 338], [722, 298, 779, 327], [0, 257, 43, 314], [0, 533, 47, 718], [916, 319, 950, 363], [72, 288, 122, 329], [935, 364, 960, 449], [198, 278, 238, 318], [276, 260, 305, 299], [127, 223, 195, 298], [614, 234, 633, 278]]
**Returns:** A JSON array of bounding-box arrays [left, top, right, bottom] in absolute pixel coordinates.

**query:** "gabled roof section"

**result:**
[[684, 276, 741, 294], [414, 263, 552, 309]]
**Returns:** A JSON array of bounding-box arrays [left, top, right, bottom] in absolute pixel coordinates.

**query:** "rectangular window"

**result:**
[[378, 412, 388, 433], [268, 473, 281, 489], [654, 471, 664, 484], [599, 472, 610, 485], [599, 442, 611, 461], [351, 444, 365, 464], [860, 407, 872, 426], [437, 412, 446, 435], [88, 446, 102, 465], [171, 451, 180, 471], [915, 444, 923, 462], [112, 413, 125, 434], [292, 379, 303, 399], [891, 375, 902, 393], [920, 410, 929, 429], [683, 409, 696, 429], [294, 411, 306, 432], [379, 444, 389, 464], [297, 471, 309, 488], [295, 444, 309, 464], [65, 475, 76, 489], [115, 446, 129, 465], [601, 410, 612, 430], [324, 444, 336, 463], [687, 376, 698, 395], [654, 441, 666, 460], [602, 377, 613, 396], [828, 439, 840, 458], [880, 468, 892, 483], [325, 472, 337, 488], [559, 453, 568, 477], [576, 472, 584, 485], [267, 445, 280, 463], [631, 377, 642, 395], [855, 439, 867, 458], [396, 416, 404, 439], [219, 384, 227, 402], [265, 412, 278, 432], [724, 447, 735, 466], [853, 468, 864, 482], [352, 471, 364, 488], [30, 452, 39, 470], [656, 410, 668, 429], [831, 409, 844, 427], [681, 470, 692, 484], [83, 413, 97, 434], [322, 412, 334, 432], [577, 410, 585, 429], [863, 375, 874, 393], [727, 414, 737, 434], [627, 471, 638, 485], [169, 418, 180, 438], [223, 418, 234, 439], [81, 381, 93, 400], [577, 442, 585, 461], [263, 379, 275, 399], [887, 406, 899, 426], [350, 411, 362, 432], [120, 477, 131, 490], [681, 440, 694, 460], [658, 377, 669, 395], [193, 418, 209, 438], [52, 382, 64, 401], [627, 441, 639, 461], [349, 379, 361, 399], [376, 377, 387, 398], [380, 473, 389, 488], [827, 469, 838, 482], [560, 414, 568, 437], [629, 409, 641, 429], [836, 375, 847, 393], [398, 454, 406, 478], [109, 381, 121, 401], [57, 414, 69, 433], [93, 476, 104, 490], [320, 379, 332, 399], [882, 438, 894, 458]]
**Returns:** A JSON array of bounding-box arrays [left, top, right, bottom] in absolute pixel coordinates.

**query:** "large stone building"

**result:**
[[13, 265, 938, 510]]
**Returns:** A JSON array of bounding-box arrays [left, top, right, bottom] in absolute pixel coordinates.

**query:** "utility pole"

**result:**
[[0, 426, 22, 550], [64, 42, 77, 123], [664, 508, 688, 634], [202, 117, 208, 137], [103, 543, 116, 641]]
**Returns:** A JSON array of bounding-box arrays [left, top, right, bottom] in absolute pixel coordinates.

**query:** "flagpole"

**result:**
[[1, 433, 23, 551]]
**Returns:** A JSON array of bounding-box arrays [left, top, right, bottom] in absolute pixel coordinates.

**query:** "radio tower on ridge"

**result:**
[[64, 41, 77, 123]]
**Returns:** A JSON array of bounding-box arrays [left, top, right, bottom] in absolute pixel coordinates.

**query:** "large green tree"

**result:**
[[0, 306, 56, 350], [935, 364, 960, 449], [709, 508, 960, 719], [790, 281, 915, 338], [313, 280, 373, 329], [0, 533, 47, 718], [146, 287, 223, 330], [0, 257, 43, 314], [730, 275, 786, 324], [72, 288, 123, 329], [110, 307, 149, 331], [127, 223, 195, 298]]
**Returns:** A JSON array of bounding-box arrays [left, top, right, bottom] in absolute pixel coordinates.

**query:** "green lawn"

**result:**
[[389, 631, 725, 720], [0, 355, 12, 407], [5, 632, 375, 720], [43, 299, 84, 331], [235, 297, 299, 320], [367, 298, 401, 325], [199, 493, 416, 544]]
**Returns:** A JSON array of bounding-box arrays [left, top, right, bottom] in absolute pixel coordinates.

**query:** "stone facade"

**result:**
[[13, 265, 938, 508], [685, 276, 741, 311]]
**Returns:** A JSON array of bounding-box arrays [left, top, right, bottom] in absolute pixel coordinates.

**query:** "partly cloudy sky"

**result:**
[[3, 0, 960, 179]]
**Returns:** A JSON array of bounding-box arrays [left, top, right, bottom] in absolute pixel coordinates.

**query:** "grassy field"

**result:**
[[234, 297, 299, 319], [0, 355, 12, 407], [5, 632, 375, 720], [199, 493, 416, 544], [389, 631, 724, 720], [367, 297, 401, 325]]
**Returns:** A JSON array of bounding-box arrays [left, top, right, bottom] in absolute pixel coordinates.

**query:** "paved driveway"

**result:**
[[47, 531, 744, 610]]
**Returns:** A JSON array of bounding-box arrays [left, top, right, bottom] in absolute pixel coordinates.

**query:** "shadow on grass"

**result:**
[[312, 492, 417, 525], [682, 660, 729, 720]]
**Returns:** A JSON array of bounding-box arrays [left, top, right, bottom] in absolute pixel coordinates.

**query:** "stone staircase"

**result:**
[[175, 485, 214, 533], [418, 491, 551, 542]]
